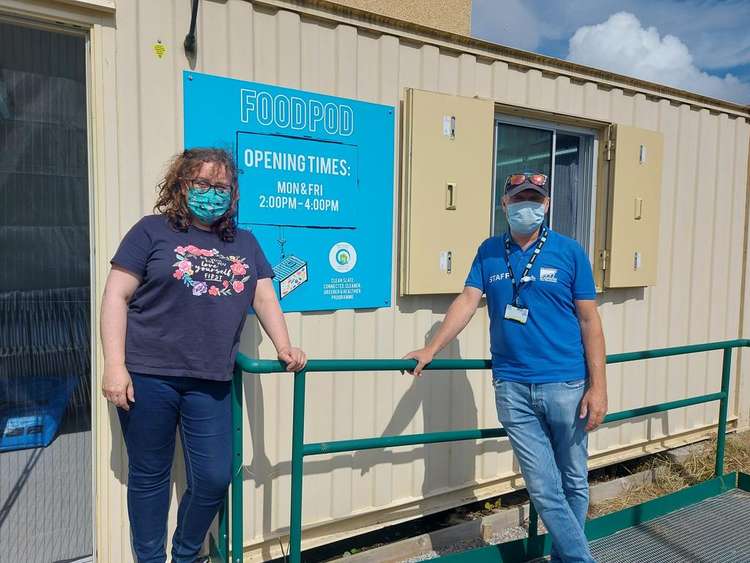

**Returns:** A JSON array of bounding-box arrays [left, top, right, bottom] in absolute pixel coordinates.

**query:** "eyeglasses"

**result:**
[[505, 173, 548, 188], [187, 177, 232, 195]]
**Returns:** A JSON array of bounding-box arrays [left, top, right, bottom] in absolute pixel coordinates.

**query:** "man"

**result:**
[[405, 172, 607, 563]]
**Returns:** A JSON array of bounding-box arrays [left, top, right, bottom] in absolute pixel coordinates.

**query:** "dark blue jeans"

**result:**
[[118, 373, 232, 563]]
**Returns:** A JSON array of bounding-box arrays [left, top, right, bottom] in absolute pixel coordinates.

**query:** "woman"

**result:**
[[100, 148, 306, 563]]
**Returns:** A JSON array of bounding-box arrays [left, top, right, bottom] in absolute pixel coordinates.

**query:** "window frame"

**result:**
[[492, 113, 599, 257]]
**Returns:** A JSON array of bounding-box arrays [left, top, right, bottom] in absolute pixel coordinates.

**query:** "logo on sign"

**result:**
[[329, 242, 357, 273]]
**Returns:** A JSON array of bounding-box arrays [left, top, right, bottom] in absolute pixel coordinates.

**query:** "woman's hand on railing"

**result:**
[[402, 347, 435, 377], [278, 347, 307, 372]]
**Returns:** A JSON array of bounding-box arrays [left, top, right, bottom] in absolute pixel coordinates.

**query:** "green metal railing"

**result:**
[[214, 338, 749, 563]]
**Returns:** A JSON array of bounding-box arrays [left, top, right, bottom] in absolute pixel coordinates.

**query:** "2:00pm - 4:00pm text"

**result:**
[[258, 195, 340, 212]]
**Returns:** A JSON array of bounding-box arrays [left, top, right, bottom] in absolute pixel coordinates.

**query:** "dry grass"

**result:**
[[589, 431, 750, 518]]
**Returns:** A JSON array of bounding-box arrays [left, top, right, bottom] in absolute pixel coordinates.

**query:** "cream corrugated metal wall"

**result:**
[[3, 0, 748, 561]]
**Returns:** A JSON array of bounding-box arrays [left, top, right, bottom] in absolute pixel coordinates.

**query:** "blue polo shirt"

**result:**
[[465, 229, 596, 383]]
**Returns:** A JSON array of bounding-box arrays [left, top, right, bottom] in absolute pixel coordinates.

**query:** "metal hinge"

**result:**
[[600, 249, 608, 271], [605, 140, 614, 161], [604, 125, 615, 161]]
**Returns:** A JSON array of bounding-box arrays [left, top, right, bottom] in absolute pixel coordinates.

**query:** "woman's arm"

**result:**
[[252, 278, 307, 371], [100, 265, 141, 410]]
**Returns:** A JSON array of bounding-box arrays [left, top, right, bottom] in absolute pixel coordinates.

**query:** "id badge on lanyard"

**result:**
[[503, 228, 548, 325], [504, 303, 529, 324]]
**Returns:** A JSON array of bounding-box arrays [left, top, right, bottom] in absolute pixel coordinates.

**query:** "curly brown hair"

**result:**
[[154, 148, 240, 242]]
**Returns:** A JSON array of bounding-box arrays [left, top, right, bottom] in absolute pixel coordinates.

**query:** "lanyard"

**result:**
[[503, 226, 549, 306]]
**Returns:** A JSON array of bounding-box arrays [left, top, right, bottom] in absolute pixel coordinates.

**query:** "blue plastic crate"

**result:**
[[0, 375, 78, 452]]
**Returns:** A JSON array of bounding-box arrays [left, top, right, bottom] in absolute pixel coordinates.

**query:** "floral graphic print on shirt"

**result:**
[[172, 244, 250, 297]]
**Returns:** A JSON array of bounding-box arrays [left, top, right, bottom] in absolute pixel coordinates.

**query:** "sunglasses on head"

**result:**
[[506, 173, 548, 188]]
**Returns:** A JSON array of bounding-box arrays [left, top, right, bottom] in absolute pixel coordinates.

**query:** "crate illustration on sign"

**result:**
[[273, 255, 309, 299]]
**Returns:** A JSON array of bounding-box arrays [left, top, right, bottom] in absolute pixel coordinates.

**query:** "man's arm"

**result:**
[[576, 299, 607, 431], [403, 286, 484, 376]]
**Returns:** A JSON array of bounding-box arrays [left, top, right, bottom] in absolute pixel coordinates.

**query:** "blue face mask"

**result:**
[[187, 187, 232, 224], [506, 201, 546, 235]]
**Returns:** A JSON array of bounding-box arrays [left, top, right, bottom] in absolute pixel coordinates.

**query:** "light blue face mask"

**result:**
[[506, 201, 546, 235], [187, 187, 232, 224]]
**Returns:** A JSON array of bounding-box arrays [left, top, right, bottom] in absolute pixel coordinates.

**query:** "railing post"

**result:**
[[528, 502, 538, 538], [231, 364, 244, 563], [290, 369, 307, 563], [715, 347, 732, 477], [527, 502, 543, 558]]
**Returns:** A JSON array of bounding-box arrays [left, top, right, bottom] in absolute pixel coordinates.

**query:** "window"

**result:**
[[492, 117, 597, 254]]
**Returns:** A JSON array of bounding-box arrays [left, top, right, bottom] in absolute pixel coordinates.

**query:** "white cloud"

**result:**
[[567, 12, 750, 104]]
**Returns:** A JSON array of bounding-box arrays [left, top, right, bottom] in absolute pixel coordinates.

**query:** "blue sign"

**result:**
[[183, 71, 394, 312]]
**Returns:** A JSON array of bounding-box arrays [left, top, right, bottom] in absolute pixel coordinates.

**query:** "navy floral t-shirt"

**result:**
[[111, 214, 274, 381]]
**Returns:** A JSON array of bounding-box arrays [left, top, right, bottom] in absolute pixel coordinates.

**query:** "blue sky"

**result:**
[[472, 0, 750, 104]]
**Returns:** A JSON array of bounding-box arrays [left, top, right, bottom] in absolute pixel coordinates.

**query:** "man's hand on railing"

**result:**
[[402, 347, 436, 377]]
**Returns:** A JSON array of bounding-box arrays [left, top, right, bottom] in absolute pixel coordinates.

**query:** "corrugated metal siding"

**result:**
[[75, 0, 750, 560]]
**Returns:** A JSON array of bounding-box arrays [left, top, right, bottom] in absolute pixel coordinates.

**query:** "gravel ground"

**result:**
[[404, 525, 533, 561]]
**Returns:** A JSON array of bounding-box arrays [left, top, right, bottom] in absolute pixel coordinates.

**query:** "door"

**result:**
[[0, 20, 93, 563]]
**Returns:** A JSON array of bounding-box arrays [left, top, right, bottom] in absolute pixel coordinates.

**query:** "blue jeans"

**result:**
[[495, 379, 593, 563], [118, 373, 232, 563]]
